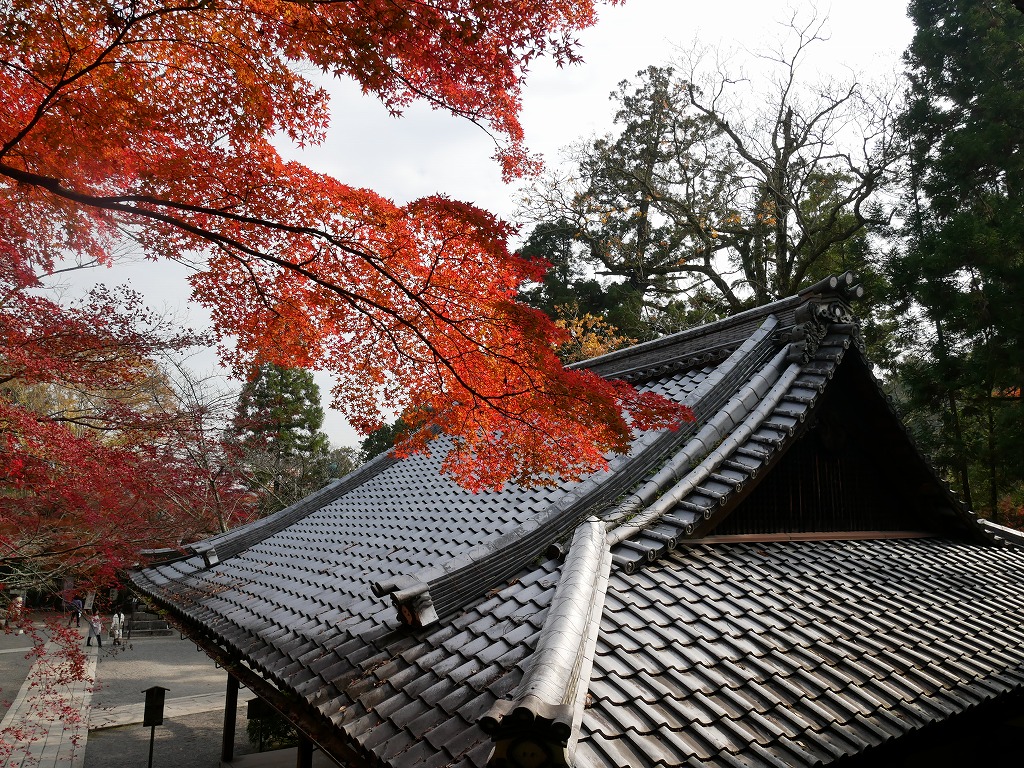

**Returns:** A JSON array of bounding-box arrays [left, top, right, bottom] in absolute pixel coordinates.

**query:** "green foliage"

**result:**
[[230, 363, 335, 514], [359, 417, 406, 462], [517, 220, 609, 320], [998, 483, 1024, 532], [246, 710, 297, 751], [517, 220, 654, 342], [325, 446, 361, 480], [891, 0, 1024, 517], [520, 66, 735, 340]]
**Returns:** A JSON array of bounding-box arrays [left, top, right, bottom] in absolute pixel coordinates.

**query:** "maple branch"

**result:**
[[0, 1, 211, 160], [0, 162, 549, 408]]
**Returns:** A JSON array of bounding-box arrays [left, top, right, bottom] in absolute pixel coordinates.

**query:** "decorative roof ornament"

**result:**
[[782, 271, 866, 363]]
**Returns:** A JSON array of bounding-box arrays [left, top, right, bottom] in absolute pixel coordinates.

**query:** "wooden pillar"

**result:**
[[221, 673, 240, 763], [296, 733, 314, 768]]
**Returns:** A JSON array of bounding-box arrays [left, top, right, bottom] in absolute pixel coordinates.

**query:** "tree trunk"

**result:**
[[935, 318, 973, 511]]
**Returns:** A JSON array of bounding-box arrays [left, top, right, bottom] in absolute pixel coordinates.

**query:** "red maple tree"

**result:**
[[0, 264, 255, 590], [2, 6, 697, 751], [1, 0, 691, 498], [0, 268, 252, 758]]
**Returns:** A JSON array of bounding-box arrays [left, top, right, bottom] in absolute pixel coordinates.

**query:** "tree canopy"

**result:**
[[0, 278, 253, 590], [893, 0, 1024, 519], [1, 0, 689, 500], [231, 362, 335, 514], [520, 18, 899, 340]]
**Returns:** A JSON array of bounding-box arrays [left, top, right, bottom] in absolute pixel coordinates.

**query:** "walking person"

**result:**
[[3, 596, 24, 634], [110, 609, 126, 646], [67, 596, 83, 627], [86, 612, 103, 647]]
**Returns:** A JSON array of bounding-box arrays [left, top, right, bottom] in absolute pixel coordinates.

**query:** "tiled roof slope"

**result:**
[[579, 538, 1024, 767], [130, 273, 1022, 767], [128, 327, 743, 762]]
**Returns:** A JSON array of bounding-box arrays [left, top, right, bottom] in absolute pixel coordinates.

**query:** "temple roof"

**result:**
[[130, 273, 1024, 767]]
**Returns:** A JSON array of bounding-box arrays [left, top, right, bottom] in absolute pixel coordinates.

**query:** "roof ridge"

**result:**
[[577, 271, 863, 380], [979, 519, 1024, 547], [480, 518, 612, 765], [607, 350, 802, 554], [598, 327, 782, 532], [607, 324, 994, 574], [373, 316, 785, 627], [603, 345, 792, 533], [604, 303, 865, 571]]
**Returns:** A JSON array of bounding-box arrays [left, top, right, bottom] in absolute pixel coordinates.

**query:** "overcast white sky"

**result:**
[[290, 0, 913, 218], [64, 0, 915, 448]]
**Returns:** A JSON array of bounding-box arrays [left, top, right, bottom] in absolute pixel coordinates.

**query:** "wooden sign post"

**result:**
[[142, 685, 170, 768]]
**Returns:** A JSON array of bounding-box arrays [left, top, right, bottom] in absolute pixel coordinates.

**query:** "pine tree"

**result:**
[[231, 363, 333, 513]]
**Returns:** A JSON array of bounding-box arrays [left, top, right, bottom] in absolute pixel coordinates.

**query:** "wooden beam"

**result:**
[[222, 673, 239, 763], [189, 632, 370, 768], [297, 733, 314, 768]]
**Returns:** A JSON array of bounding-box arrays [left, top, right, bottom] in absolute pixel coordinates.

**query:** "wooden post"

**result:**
[[222, 673, 240, 763], [142, 685, 169, 768], [297, 732, 314, 768]]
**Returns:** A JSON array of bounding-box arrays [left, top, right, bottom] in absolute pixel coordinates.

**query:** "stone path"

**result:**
[[3, 631, 339, 768], [88, 691, 227, 731], [2, 628, 225, 768], [0, 638, 98, 768]]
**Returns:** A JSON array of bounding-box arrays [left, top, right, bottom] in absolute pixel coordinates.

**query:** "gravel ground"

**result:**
[[84, 708, 254, 768], [84, 635, 257, 768], [89, 634, 224, 708]]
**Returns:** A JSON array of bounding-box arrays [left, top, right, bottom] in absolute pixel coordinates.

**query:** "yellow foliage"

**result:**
[[553, 305, 635, 363]]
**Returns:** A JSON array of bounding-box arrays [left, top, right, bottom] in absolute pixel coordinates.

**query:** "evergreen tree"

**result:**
[[893, 0, 1024, 518], [517, 220, 610, 322], [360, 417, 405, 463], [231, 363, 333, 513], [521, 67, 736, 340]]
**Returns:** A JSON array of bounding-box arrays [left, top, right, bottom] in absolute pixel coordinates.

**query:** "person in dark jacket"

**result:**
[[67, 596, 83, 627]]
